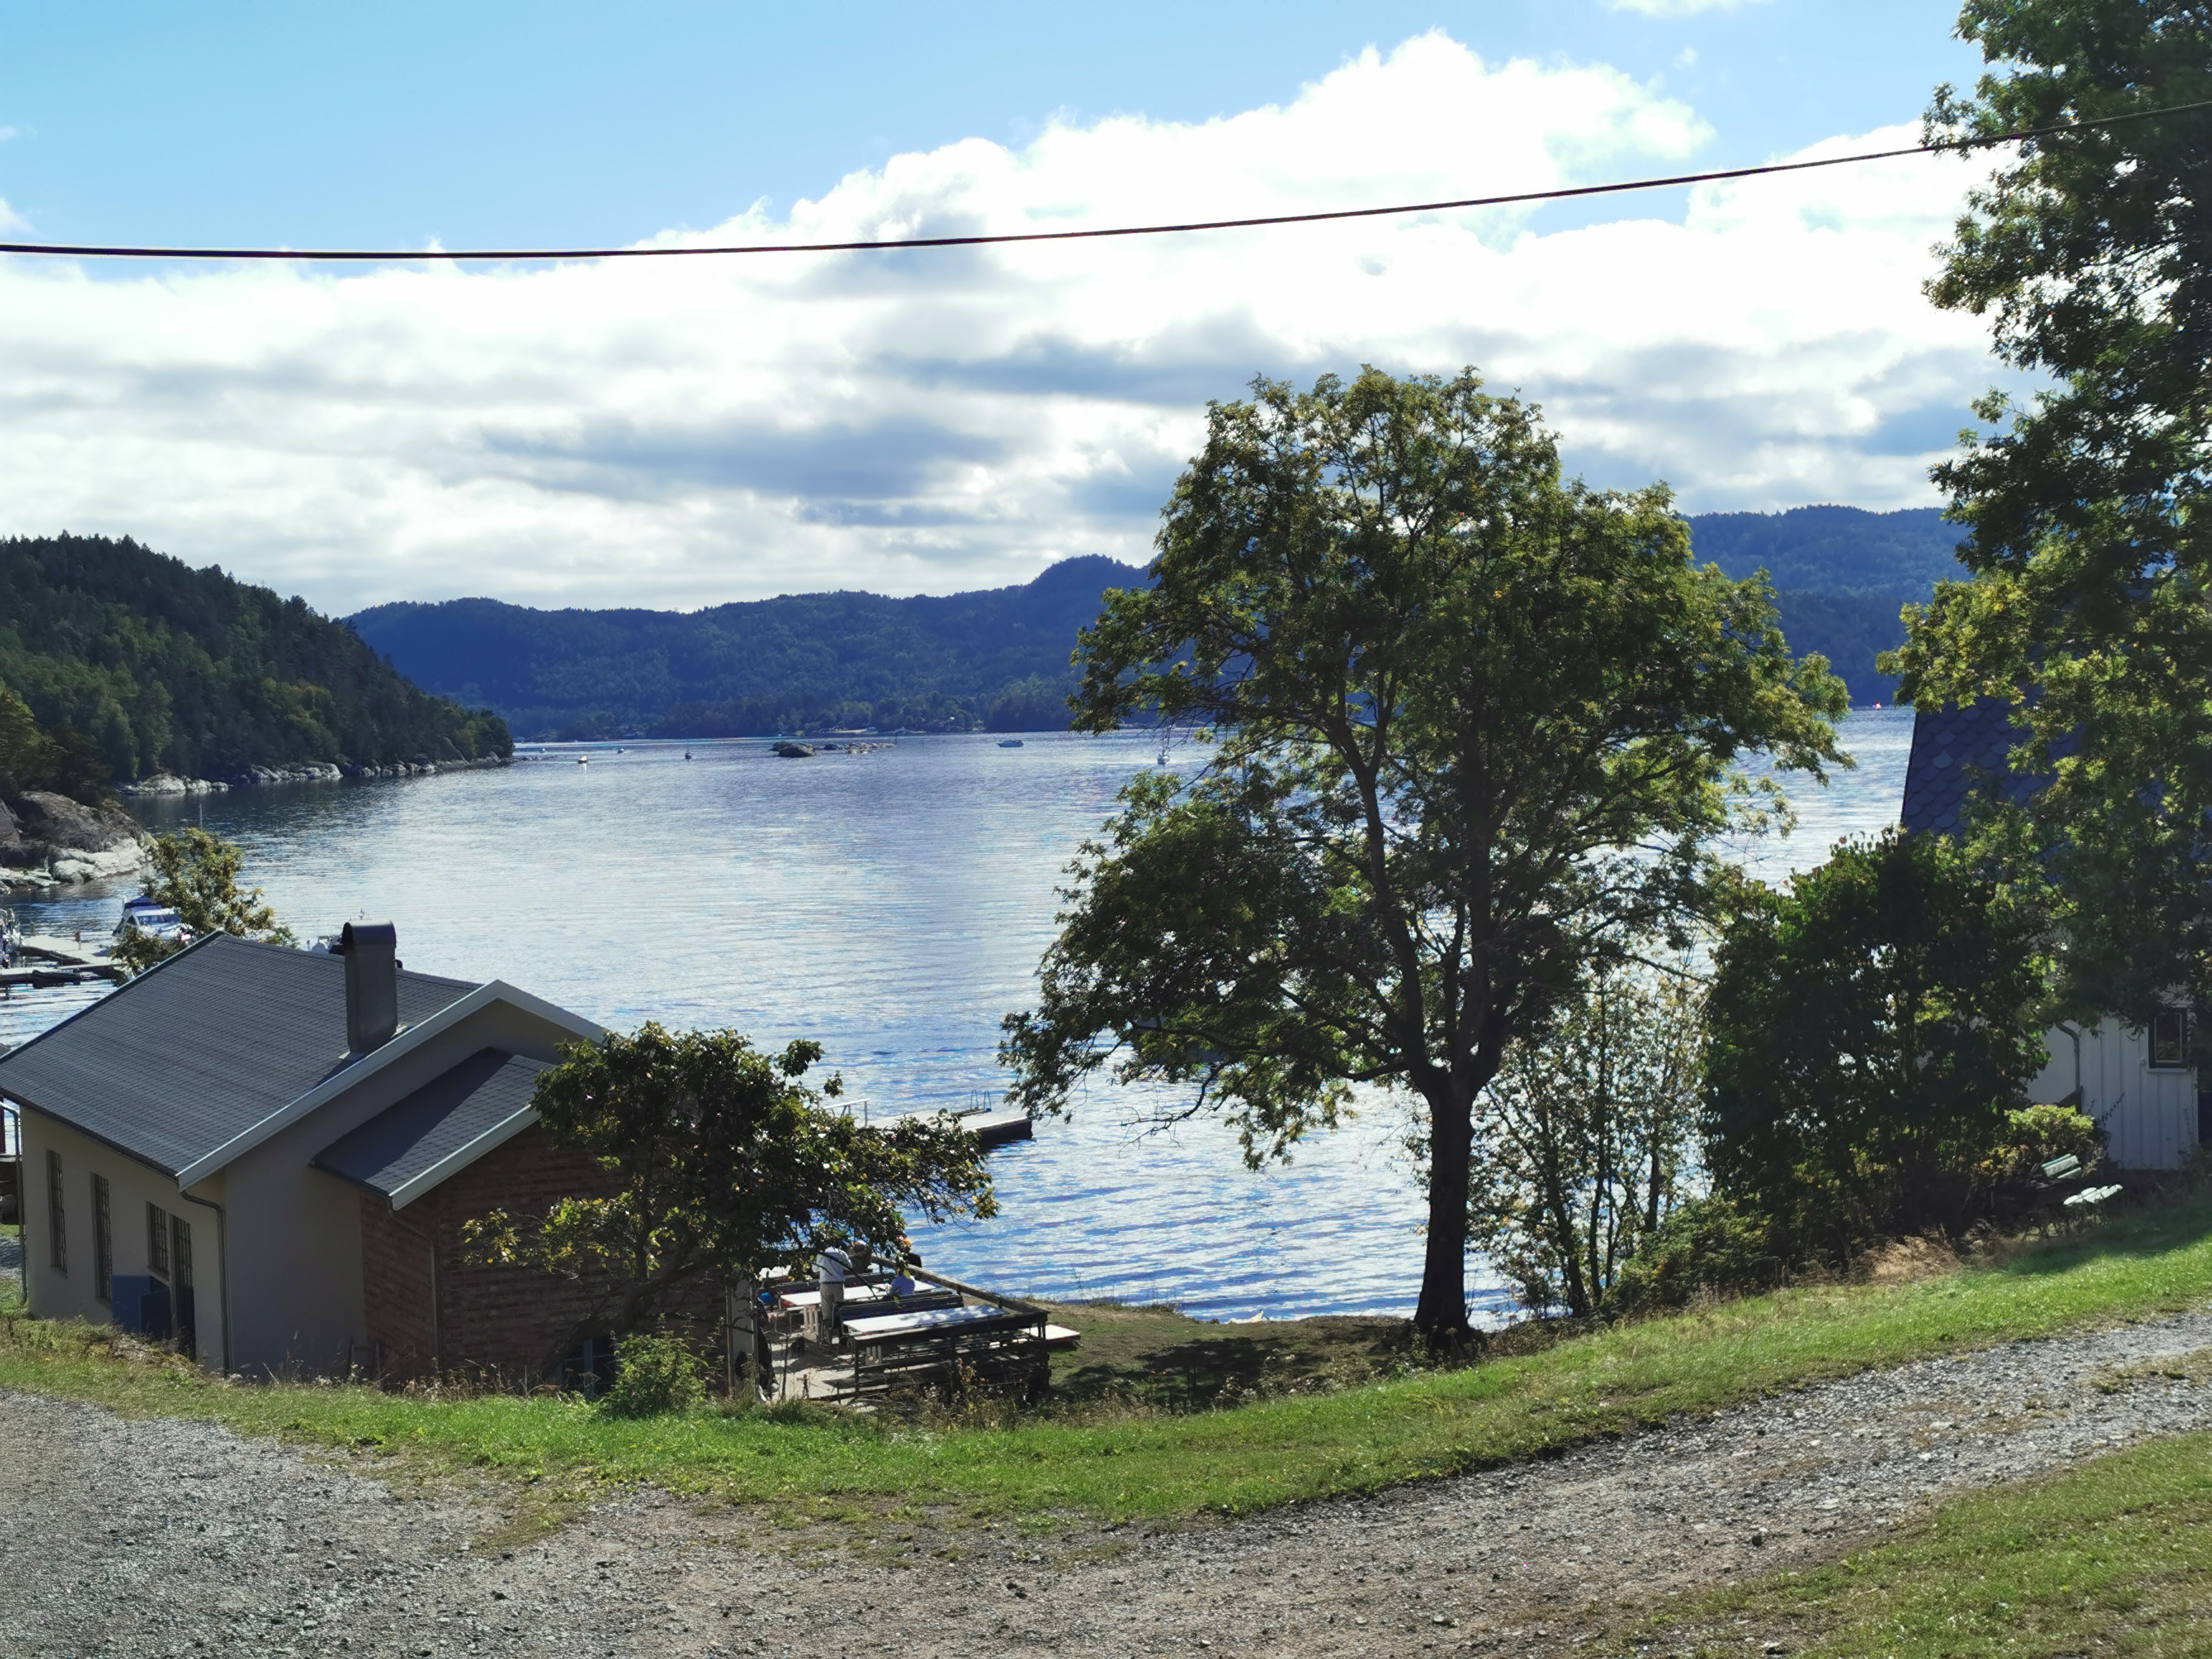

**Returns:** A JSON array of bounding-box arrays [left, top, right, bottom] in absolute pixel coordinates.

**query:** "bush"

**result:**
[[595, 1332, 706, 1418], [1985, 1103, 2103, 1184], [1610, 1196, 1788, 1315], [1703, 830, 2051, 1256]]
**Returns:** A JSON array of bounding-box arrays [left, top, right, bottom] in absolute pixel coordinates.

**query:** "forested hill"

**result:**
[[0, 535, 511, 785], [350, 555, 1151, 739], [351, 507, 1963, 738], [1696, 504, 1961, 704]]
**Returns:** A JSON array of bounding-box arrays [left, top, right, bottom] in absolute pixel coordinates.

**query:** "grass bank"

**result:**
[[5, 1195, 2212, 1527], [1638, 1428, 2212, 1655]]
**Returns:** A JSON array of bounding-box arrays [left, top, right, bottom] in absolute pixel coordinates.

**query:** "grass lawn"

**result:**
[[6, 1193, 2212, 1528], [1636, 1430, 2212, 1656]]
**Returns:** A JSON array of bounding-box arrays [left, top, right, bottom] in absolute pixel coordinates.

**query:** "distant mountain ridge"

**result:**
[[350, 555, 1148, 739], [350, 507, 1960, 736]]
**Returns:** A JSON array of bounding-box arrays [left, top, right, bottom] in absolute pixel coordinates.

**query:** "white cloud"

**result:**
[[0, 31, 1996, 614]]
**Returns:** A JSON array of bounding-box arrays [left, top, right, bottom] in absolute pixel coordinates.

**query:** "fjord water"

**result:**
[[8, 709, 1914, 1322]]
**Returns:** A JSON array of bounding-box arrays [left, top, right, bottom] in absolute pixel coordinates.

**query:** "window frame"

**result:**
[[92, 1173, 112, 1302], [146, 1202, 169, 1279], [2152, 1008, 2194, 1070]]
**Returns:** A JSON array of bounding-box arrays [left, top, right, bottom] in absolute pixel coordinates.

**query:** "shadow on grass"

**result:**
[[1982, 1184, 2212, 1278]]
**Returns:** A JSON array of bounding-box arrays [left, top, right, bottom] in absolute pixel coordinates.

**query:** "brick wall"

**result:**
[[360, 1123, 720, 1384]]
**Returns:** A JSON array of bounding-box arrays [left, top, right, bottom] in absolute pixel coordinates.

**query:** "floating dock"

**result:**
[[958, 1107, 1034, 1147]]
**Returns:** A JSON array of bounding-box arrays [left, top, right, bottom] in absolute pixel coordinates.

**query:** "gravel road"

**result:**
[[7, 1311, 2212, 1658]]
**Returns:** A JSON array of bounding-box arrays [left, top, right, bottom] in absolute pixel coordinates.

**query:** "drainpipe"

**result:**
[[172, 1188, 230, 1375], [387, 1205, 439, 1374]]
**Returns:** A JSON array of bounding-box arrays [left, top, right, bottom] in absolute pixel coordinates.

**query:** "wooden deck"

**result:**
[[741, 1264, 1076, 1406]]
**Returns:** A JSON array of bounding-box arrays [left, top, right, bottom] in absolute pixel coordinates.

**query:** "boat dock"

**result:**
[[959, 1107, 1034, 1147], [6, 936, 125, 985]]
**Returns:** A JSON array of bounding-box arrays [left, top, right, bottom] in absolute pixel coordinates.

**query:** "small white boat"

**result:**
[[115, 894, 189, 943], [576, 754, 589, 765], [997, 738, 1024, 748]]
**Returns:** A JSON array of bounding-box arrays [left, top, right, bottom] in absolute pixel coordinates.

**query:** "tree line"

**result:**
[[0, 533, 511, 794]]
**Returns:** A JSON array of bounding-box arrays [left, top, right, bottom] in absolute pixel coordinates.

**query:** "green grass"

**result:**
[[7, 1194, 2212, 1529], [1638, 1431, 2212, 1656]]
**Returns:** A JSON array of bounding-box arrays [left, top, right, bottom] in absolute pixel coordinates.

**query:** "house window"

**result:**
[[45, 1150, 64, 1272], [170, 1214, 196, 1361], [2152, 1009, 2193, 1068], [92, 1175, 113, 1301], [147, 1202, 169, 1278]]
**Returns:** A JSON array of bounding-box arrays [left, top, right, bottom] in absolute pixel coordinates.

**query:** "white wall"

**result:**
[[2032, 1021, 2199, 1170], [15, 1109, 230, 1373]]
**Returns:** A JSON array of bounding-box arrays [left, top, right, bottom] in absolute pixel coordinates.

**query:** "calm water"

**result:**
[[4, 708, 1915, 1322]]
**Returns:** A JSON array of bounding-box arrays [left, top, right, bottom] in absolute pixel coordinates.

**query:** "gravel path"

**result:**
[[7, 1312, 2212, 1658]]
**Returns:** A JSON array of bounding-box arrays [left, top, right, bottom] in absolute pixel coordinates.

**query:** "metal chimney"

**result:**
[[336, 920, 400, 1054]]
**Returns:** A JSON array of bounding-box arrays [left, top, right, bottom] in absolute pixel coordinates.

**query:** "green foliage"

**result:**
[[1002, 366, 1847, 1340], [0, 685, 115, 806], [1703, 830, 2051, 1255], [463, 1024, 996, 1372], [0, 534, 511, 782], [1987, 1102, 2105, 1184], [1610, 1195, 1788, 1315], [1463, 964, 1704, 1318], [595, 1330, 707, 1418], [112, 826, 294, 976], [1889, 4, 2212, 1021]]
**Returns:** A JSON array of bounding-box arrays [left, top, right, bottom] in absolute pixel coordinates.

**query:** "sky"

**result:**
[[0, 1, 1999, 614]]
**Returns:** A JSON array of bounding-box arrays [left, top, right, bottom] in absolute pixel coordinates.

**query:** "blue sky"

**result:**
[[0, 2, 1979, 250], [0, 3, 2000, 612]]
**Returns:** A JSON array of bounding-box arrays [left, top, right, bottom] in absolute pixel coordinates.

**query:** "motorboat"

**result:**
[[115, 894, 189, 943], [576, 754, 589, 765], [997, 738, 1024, 748]]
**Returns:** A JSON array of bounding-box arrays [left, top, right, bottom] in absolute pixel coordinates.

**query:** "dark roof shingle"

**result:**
[[1900, 697, 2043, 836], [0, 934, 475, 1175], [313, 1047, 548, 1202]]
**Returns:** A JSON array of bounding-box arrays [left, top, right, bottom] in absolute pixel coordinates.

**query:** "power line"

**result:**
[[2, 98, 2206, 265]]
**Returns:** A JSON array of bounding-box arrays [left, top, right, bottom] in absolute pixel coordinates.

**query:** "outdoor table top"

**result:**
[[775, 1282, 908, 1310], [843, 1303, 1039, 1341]]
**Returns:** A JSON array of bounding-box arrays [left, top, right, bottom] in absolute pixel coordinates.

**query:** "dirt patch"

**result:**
[[1860, 1235, 1960, 1284]]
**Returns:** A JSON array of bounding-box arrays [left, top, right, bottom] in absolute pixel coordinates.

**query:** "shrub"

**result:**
[[1610, 1196, 1788, 1315], [1703, 829, 2051, 1257], [1985, 1103, 2103, 1183], [596, 1332, 706, 1418]]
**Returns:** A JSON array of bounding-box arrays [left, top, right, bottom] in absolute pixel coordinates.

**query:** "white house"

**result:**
[[1903, 697, 2202, 1169]]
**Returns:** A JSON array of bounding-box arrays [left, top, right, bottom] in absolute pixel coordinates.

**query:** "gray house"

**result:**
[[1, 924, 615, 1377]]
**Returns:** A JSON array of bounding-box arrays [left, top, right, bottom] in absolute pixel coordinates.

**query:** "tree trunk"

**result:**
[[1415, 1082, 1473, 1344]]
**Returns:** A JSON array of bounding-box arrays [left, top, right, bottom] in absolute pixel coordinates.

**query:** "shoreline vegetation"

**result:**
[[6, 1191, 2212, 1532]]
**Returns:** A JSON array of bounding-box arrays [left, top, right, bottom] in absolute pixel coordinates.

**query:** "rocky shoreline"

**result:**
[[118, 754, 511, 796], [0, 756, 513, 893], [0, 792, 152, 894]]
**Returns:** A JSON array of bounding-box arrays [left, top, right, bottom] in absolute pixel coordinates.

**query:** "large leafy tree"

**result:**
[[1891, 2, 2212, 1016], [464, 1025, 995, 1375], [1001, 367, 1846, 1342], [1703, 830, 2052, 1253]]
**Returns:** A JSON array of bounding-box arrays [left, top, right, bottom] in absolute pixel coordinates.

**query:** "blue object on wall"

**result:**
[[110, 1274, 153, 1331]]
